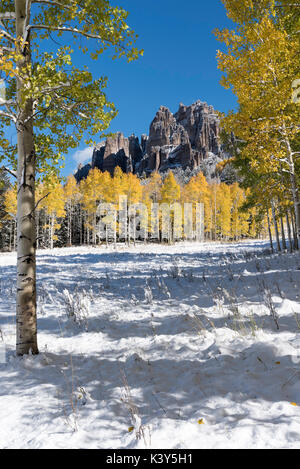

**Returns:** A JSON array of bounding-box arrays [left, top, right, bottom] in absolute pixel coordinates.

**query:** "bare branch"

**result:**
[[0, 109, 16, 122], [0, 99, 17, 107], [34, 192, 50, 211], [40, 82, 71, 94], [0, 99, 17, 123], [0, 12, 16, 20], [1, 45, 15, 53], [0, 166, 17, 178], [32, 0, 73, 9], [28, 24, 114, 42], [0, 28, 16, 43]]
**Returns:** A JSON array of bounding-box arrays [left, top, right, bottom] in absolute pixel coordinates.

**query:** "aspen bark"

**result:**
[[286, 212, 293, 253], [290, 208, 298, 250], [280, 215, 287, 251], [15, 0, 38, 355], [50, 214, 54, 249], [271, 201, 281, 252], [267, 209, 274, 254], [282, 127, 300, 248]]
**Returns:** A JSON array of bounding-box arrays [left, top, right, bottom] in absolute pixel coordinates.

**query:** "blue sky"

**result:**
[[65, 0, 237, 176], [3, 0, 237, 177]]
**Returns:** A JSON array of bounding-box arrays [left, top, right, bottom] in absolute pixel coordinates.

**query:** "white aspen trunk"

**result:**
[[286, 212, 293, 253], [114, 211, 117, 248], [282, 129, 300, 247], [9, 222, 12, 251], [280, 215, 287, 251], [67, 204, 72, 246], [290, 208, 297, 249], [128, 213, 130, 245], [48, 215, 51, 247], [50, 214, 54, 250], [83, 212, 86, 244], [79, 206, 83, 245], [15, 0, 38, 355], [267, 209, 274, 254], [271, 201, 281, 252], [133, 213, 136, 246], [13, 220, 17, 251], [36, 210, 39, 250], [93, 212, 96, 245], [70, 203, 72, 245]]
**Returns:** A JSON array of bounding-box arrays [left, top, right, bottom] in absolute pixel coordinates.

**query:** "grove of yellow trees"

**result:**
[[1, 168, 273, 249]]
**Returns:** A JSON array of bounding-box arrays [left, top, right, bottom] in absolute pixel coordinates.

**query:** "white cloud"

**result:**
[[73, 147, 93, 165]]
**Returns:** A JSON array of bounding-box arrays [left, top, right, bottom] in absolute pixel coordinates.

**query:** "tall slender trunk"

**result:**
[[67, 204, 72, 246], [286, 212, 293, 253], [290, 208, 298, 250], [15, 0, 38, 355], [50, 214, 54, 249], [36, 210, 39, 250], [13, 220, 17, 251], [280, 215, 287, 251], [267, 209, 274, 253], [114, 211, 117, 248], [93, 212, 96, 245], [9, 222, 12, 251], [271, 202, 281, 252], [282, 126, 300, 247]]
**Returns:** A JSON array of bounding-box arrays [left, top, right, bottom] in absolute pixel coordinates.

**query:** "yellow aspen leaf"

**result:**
[[198, 419, 205, 425], [128, 426, 134, 432]]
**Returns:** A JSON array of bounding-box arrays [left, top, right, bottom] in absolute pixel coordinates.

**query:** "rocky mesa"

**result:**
[[75, 100, 225, 181]]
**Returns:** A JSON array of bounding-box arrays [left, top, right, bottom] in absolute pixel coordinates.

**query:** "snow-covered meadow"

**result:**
[[1, 240, 300, 449]]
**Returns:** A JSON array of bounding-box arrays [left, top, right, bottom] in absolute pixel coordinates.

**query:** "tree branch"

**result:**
[[0, 109, 16, 122], [32, 0, 73, 9], [34, 192, 50, 211], [27, 24, 119, 43], [0, 166, 17, 178], [0, 28, 16, 43], [0, 12, 16, 20], [0, 99, 17, 107]]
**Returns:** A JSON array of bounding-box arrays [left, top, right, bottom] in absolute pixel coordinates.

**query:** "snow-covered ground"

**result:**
[[1, 240, 300, 449]]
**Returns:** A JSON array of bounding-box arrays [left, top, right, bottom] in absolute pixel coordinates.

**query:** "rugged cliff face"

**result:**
[[75, 100, 224, 180]]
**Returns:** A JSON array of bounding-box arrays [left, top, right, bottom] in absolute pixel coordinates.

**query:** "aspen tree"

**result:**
[[160, 171, 181, 242], [216, 4, 300, 243], [0, 1, 142, 354], [64, 175, 79, 246], [40, 177, 65, 249], [3, 185, 17, 249], [216, 183, 231, 240], [124, 173, 142, 243]]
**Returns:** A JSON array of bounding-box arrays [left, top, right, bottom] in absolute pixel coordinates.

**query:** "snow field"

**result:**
[[1, 241, 300, 448]]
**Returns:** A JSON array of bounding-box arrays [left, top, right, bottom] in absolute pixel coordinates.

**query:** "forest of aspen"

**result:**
[[0, 167, 293, 251]]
